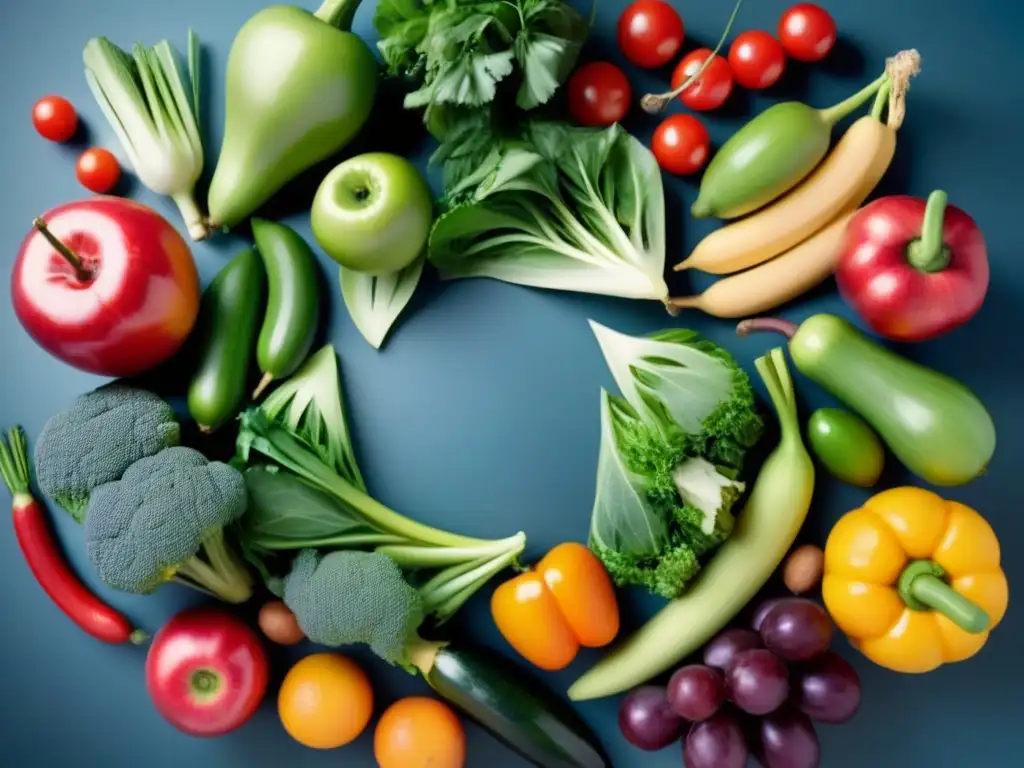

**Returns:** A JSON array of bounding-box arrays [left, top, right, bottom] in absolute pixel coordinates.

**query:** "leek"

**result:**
[[84, 32, 207, 240]]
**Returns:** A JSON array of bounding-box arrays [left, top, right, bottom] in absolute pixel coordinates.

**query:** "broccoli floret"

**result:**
[[84, 446, 252, 603], [283, 549, 425, 666], [34, 385, 180, 521]]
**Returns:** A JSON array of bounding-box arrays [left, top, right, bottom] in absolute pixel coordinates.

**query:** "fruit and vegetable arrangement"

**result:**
[[2, 0, 1011, 766]]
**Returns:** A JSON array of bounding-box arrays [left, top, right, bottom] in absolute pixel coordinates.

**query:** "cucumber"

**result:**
[[251, 218, 320, 399], [187, 248, 265, 432], [423, 644, 608, 768]]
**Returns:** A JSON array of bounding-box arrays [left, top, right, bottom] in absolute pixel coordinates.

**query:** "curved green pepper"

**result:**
[[207, 0, 379, 230], [691, 71, 889, 220]]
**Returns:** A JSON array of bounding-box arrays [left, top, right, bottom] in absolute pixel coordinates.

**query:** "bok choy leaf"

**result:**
[[84, 31, 207, 240], [340, 255, 426, 350], [428, 121, 669, 303]]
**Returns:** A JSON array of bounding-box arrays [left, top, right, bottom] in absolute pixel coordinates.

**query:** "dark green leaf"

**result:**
[[240, 466, 384, 548]]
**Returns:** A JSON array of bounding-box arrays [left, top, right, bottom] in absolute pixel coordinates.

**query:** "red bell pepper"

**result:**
[[835, 190, 989, 342]]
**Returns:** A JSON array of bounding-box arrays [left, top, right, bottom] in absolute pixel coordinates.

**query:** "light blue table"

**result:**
[[1, 1, 1020, 765]]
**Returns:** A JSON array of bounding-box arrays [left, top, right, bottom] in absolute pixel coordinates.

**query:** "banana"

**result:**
[[675, 115, 897, 275], [667, 211, 857, 319]]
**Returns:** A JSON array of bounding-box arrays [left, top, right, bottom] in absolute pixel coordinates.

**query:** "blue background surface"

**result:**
[[1, 0, 1021, 765]]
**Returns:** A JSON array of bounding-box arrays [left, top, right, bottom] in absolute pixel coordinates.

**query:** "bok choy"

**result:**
[[586, 322, 763, 599], [83, 32, 207, 240], [428, 122, 671, 304], [341, 255, 426, 350]]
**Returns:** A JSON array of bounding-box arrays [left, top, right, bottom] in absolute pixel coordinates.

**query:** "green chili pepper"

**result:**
[[207, 0, 379, 231], [691, 69, 891, 220]]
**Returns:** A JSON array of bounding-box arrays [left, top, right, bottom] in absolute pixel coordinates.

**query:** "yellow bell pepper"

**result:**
[[822, 487, 1008, 674]]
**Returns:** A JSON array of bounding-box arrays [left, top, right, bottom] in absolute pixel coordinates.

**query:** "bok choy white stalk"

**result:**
[[84, 32, 207, 240]]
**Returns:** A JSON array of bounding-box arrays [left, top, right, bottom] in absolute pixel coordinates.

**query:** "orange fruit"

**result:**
[[374, 696, 466, 768], [278, 653, 374, 749]]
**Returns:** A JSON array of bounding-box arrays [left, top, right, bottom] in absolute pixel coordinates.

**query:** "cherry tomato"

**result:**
[[652, 114, 711, 176], [778, 3, 837, 62], [568, 62, 632, 127], [671, 49, 734, 112], [617, 0, 685, 69], [32, 96, 78, 143], [728, 31, 787, 89], [76, 148, 121, 194]]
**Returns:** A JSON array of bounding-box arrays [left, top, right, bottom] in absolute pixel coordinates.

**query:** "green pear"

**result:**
[[207, 0, 378, 230]]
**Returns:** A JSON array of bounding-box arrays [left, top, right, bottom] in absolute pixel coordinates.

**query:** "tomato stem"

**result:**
[[906, 190, 952, 273], [33, 217, 92, 282], [640, 0, 745, 114]]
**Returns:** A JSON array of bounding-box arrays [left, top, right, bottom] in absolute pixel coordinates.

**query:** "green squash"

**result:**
[[207, 0, 379, 230]]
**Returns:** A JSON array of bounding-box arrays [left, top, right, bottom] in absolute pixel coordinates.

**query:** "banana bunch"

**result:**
[[671, 53, 921, 319]]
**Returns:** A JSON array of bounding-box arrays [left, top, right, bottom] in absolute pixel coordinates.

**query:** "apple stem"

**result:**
[[33, 217, 92, 282]]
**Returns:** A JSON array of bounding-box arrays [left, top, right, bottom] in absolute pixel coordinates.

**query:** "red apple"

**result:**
[[11, 196, 200, 377], [145, 607, 269, 738]]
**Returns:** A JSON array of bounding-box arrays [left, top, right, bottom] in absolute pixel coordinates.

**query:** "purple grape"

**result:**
[[795, 651, 862, 724], [759, 706, 821, 768], [758, 598, 834, 662], [752, 598, 784, 631], [618, 685, 684, 751], [726, 649, 789, 716], [703, 628, 763, 670], [667, 664, 726, 722], [683, 711, 749, 768]]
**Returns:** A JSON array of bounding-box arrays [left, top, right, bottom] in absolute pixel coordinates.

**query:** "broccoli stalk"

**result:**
[[84, 447, 253, 604]]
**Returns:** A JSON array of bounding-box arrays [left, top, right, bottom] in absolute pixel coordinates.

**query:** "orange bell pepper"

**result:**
[[491, 542, 620, 671], [822, 487, 1008, 674]]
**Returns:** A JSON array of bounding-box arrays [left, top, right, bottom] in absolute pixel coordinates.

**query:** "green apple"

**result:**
[[311, 153, 434, 275]]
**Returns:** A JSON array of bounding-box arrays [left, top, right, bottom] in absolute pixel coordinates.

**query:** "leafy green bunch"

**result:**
[[374, 0, 589, 128], [586, 322, 764, 599]]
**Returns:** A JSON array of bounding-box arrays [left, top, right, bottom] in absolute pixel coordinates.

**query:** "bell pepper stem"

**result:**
[[899, 560, 990, 634], [819, 72, 889, 127], [32, 217, 92, 282], [906, 190, 952, 273], [314, 0, 362, 30]]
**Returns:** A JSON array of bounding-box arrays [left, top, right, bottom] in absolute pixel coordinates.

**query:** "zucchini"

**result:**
[[417, 643, 608, 768], [187, 248, 265, 432]]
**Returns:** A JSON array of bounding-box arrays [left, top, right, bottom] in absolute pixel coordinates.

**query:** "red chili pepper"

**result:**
[[836, 190, 990, 342], [0, 426, 144, 645]]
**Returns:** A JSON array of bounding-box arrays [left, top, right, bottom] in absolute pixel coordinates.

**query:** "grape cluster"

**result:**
[[618, 598, 862, 768]]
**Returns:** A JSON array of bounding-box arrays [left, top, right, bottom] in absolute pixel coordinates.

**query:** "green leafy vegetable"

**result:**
[[340, 255, 426, 350], [428, 122, 670, 302], [374, 0, 588, 125], [83, 32, 207, 240], [235, 344, 525, 625], [259, 344, 365, 490], [586, 322, 763, 599]]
